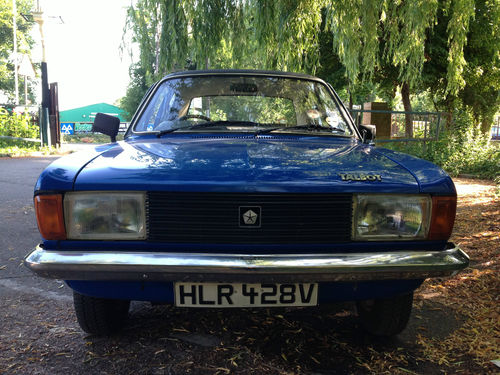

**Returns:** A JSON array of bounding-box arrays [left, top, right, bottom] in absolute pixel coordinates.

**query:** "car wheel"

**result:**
[[356, 292, 413, 336], [73, 291, 130, 335]]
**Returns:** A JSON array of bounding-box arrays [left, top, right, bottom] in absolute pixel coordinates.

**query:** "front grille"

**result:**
[[147, 192, 353, 244]]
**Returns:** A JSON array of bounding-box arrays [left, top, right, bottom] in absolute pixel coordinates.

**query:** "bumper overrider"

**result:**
[[24, 243, 469, 283]]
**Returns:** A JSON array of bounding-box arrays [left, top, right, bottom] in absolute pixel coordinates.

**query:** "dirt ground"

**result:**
[[0, 178, 498, 375]]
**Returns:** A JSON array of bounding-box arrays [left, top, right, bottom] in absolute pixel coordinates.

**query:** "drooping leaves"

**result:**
[[122, 0, 479, 100], [446, 0, 475, 94]]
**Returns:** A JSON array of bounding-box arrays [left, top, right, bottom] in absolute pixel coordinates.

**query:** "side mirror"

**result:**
[[92, 113, 120, 142], [359, 124, 376, 144]]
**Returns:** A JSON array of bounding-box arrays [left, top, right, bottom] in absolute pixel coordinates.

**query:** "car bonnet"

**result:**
[[70, 136, 426, 194]]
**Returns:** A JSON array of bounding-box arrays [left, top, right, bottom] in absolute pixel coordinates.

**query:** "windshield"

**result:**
[[133, 75, 354, 136]]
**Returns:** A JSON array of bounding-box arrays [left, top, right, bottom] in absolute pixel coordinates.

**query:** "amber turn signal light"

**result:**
[[34, 194, 66, 240], [428, 196, 457, 241]]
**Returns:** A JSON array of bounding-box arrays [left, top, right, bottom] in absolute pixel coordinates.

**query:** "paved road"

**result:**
[[0, 157, 71, 299]]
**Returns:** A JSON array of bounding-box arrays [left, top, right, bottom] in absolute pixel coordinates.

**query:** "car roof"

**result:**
[[162, 69, 325, 83]]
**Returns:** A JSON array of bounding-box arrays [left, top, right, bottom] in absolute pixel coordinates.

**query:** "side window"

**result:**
[[317, 86, 351, 133], [135, 84, 187, 131], [187, 97, 203, 116], [135, 90, 168, 131]]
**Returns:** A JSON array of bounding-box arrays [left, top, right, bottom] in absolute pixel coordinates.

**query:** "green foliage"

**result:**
[[419, 0, 500, 134], [188, 0, 238, 69], [62, 133, 124, 144], [0, 0, 35, 102], [0, 137, 56, 157], [445, 0, 475, 94], [122, 1, 476, 101], [0, 110, 38, 138], [316, 12, 348, 97], [385, 1, 439, 87], [410, 91, 436, 112], [119, 64, 149, 120], [120, 0, 499, 139], [253, 0, 324, 73], [384, 110, 500, 180], [123, 1, 185, 81], [458, 0, 500, 134]]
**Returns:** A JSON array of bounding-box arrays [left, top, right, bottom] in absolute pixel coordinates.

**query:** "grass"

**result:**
[[0, 133, 125, 157], [0, 138, 60, 157], [62, 133, 124, 144]]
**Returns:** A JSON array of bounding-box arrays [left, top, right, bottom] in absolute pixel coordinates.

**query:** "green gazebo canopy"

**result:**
[[60, 103, 128, 123]]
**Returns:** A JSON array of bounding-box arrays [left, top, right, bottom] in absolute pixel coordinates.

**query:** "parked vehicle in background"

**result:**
[[491, 120, 500, 140]]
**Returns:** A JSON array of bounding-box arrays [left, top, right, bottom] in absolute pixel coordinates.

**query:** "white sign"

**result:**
[[60, 123, 74, 135]]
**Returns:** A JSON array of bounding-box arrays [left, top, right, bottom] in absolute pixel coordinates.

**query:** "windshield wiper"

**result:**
[[157, 121, 225, 137], [258, 124, 347, 135], [157, 121, 279, 137]]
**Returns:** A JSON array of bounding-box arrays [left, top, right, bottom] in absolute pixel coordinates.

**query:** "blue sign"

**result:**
[[61, 123, 74, 135]]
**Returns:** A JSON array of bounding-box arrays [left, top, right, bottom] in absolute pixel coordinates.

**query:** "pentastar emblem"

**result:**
[[239, 206, 262, 227], [243, 210, 258, 225], [338, 173, 382, 182]]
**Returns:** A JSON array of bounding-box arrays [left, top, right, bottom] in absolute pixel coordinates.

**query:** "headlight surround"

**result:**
[[353, 194, 431, 240], [64, 192, 146, 240]]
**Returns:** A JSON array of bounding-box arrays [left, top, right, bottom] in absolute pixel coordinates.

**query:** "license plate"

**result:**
[[174, 282, 318, 307]]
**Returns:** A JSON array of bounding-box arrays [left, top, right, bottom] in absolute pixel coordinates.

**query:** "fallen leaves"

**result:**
[[413, 178, 500, 372]]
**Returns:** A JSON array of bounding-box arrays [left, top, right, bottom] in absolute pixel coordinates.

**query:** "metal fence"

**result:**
[[349, 109, 445, 143]]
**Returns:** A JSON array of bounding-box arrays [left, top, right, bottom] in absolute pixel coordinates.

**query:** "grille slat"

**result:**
[[147, 192, 352, 244], [149, 227, 348, 234]]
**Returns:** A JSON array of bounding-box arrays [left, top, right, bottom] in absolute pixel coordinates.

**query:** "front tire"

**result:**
[[73, 291, 130, 335], [356, 292, 413, 336]]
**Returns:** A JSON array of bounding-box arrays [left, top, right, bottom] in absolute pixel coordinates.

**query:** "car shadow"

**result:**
[[75, 297, 466, 374]]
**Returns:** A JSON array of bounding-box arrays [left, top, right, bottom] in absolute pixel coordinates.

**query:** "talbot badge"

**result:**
[[338, 173, 382, 182]]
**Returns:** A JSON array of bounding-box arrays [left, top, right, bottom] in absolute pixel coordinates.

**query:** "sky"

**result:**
[[32, 0, 134, 110]]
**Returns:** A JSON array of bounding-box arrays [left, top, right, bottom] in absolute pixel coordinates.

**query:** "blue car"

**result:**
[[25, 70, 469, 336]]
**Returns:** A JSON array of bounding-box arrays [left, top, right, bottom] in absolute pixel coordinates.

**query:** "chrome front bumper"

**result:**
[[24, 243, 469, 283]]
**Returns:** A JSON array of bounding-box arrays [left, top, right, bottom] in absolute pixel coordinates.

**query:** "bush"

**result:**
[[383, 111, 500, 180], [62, 133, 124, 144], [0, 138, 45, 157], [0, 111, 39, 139]]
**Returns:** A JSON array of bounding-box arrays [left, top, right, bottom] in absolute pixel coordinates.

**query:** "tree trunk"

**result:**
[[480, 115, 494, 138], [401, 82, 413, 138], [442, 94, 455, 129]]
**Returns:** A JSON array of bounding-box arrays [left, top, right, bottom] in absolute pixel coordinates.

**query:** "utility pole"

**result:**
[[13, 0, 19, 105], [33, 1, 50, 146], [31, 1, 63, 147]]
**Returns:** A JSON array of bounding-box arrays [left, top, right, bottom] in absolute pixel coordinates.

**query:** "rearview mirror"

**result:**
[[359, 124, 376, 144], [92, 113, 120, 142]]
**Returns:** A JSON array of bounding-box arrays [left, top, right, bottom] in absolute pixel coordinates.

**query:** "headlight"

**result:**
[[64, 192, 146, 240], [353, 195, 431, 240]]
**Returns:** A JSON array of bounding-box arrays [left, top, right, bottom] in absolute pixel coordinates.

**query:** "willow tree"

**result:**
[[0, 0, 35, 102], [122, 0, 478, 121], [459, 0, 500, 135]]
